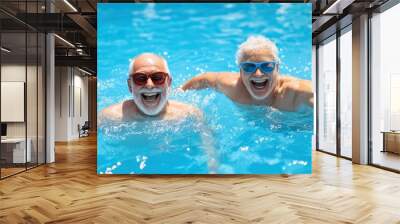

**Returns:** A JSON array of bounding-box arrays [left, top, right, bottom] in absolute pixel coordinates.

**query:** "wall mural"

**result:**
[[97, 3, 313, 174]]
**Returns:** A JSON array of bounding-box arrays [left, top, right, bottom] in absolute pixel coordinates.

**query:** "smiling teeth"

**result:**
[[143, 93, 157, 96], [252, 80, 267, 83], [250, 77, 269, 82], [251, 79, 269, 84]]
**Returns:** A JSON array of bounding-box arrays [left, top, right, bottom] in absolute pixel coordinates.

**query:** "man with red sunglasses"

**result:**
[[181, 35, 313, 112], [100, 53, 202, 120], [99, 53, 218, 173]]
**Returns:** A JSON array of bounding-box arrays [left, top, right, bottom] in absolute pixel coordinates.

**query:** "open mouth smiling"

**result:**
[[140, 92, 161, 106], [250, 77, 270, 90]]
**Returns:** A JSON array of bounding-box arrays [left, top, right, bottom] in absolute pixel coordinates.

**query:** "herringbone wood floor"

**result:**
[[1, 135, 400, 224]]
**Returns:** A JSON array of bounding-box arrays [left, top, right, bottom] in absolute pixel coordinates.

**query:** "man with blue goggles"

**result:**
[[181, 35, 313, 112]]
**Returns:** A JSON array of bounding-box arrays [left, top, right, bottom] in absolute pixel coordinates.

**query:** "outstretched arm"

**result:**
[[182, 72, 250, 104], [181, 72, 238, 91], [181, 72, 219, 90]]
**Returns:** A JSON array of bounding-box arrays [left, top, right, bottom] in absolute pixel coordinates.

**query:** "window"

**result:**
[[370, 3, 400, 171], [0, 1, 46, 179], [317, 35, 337, 154], [339, 28, 352, 158]]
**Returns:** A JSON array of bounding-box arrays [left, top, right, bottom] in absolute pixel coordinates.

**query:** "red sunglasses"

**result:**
[[130, 72, 169, 86]]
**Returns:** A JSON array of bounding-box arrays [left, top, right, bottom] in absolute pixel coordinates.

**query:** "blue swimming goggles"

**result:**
[[239, 61, 277, 74]]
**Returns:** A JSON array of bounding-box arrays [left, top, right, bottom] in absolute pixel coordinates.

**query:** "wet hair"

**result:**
[[236, 35, 280, 65], [128, 53, 170, 76]]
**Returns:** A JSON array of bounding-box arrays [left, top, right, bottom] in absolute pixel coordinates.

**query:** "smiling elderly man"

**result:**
[[181, 35, 313, 112], [100, 53, 200, 121], [99, 53, 218, 173]]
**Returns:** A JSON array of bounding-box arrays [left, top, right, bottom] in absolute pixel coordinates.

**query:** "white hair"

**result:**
[[128, 53, 170, 76], [236, 35, 280, 65]]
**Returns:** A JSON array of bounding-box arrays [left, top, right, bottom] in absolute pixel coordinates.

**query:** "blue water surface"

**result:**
[[97, 3, 312, 174]]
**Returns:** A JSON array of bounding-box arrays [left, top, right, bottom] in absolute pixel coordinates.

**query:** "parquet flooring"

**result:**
[[1, 135, 400, 223], [1, 167, 26, 177]]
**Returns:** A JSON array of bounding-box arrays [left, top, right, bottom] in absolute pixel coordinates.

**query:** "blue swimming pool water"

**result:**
[[97, 3, 313, 174]]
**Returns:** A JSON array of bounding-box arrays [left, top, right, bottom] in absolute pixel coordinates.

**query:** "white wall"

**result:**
[[71, 73, 89, 138], [1, 65, 26, 140], [1, 65, 41, 138], [54, 67, 89, 141], [55, 67, 69, 141], [1, 63, 46, 164], [1, 64, 26, 81], [1, 82, 25, 122]]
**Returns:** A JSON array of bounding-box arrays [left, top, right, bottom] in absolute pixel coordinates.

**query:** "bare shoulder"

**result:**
[[168, 100, 203, 118], [280, 75, 298, 85], [214, 72, 252, 104], [279, 75, 312, 93], [99, 102, 124, 122]]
